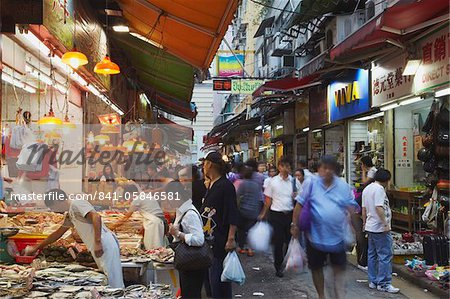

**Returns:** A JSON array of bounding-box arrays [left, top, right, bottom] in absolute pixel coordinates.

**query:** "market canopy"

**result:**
[[113, 34, 196, 119], [252, 74, 320, 97], [330, 0, 449, 61], [116, 0, 239, 69], [157, 114, 194, 141]]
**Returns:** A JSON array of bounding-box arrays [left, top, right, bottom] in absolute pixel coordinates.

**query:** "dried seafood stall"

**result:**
[[0, 211, 178, 298]]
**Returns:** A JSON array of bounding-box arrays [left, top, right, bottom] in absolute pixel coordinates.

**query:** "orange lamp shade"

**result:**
[[61, 50, 88, 69], [94, 55, 120, 75], [94, 134, 110, 145], [37, 115, 63, 126]]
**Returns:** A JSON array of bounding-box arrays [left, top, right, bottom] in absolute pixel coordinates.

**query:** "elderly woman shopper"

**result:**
[[169, 181, 207, 299]]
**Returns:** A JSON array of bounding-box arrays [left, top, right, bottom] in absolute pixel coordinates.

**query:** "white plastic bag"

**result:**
[[247, 221, 273, 252], [343, 218, 356, 247], [221, 251, 246, 285], [283, 238, 306, 273]]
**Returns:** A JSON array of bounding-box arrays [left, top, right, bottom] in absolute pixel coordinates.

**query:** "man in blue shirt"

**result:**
[[291, 155, 357, 299]]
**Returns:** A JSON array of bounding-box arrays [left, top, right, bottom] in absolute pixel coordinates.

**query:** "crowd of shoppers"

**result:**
[[138, 151, 400, 298]]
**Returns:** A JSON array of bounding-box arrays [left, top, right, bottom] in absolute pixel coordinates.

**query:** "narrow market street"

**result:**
[[234, 253, 440, 299], [1, 0, 450, 298]]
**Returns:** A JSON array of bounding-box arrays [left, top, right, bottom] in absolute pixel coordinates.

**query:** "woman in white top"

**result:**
[[169, 181, 206, 299]]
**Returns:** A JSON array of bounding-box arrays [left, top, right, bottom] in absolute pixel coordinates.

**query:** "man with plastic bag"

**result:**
[[200, 151, 239, 299], [291, 155, 357, 299], [259, 157, 296, 277]]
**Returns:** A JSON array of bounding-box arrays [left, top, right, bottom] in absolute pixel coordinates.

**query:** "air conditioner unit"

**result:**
[[274, 33, 292, 53], [353, 10, 366, 28], [282, 55, 295, 68], [265, 26, 274, 37], [365, 0, 386, 20]]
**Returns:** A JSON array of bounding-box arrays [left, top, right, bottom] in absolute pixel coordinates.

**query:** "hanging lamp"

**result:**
[[38, 65, 63, 126], [94, 55, 120, 75], [94, 134, 110, 145], [100, 116, 120, 134], [61, 13, 88, 69], [94, 0, 120, 75], [62, 92, 76, 130]]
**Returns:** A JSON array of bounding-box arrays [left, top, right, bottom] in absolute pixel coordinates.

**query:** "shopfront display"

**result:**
[[324, 125, 345, 169], [308, 86, 328, 165], [348, 115, 385, 189], [294, 101, 309, 167]]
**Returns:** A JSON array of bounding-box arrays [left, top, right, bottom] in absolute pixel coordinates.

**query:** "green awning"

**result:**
[[113, 34, 195, 103]]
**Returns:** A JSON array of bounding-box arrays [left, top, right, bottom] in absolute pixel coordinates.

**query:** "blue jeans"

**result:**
[[209, 256, 232, 299], [368, 232, 393, 287]]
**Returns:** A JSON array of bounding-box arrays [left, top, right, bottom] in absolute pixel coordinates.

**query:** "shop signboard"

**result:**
[[414, 25, 450, 93], [217, 53, 244, 77], [295, 101, 309, 130], [231, 79, 264, 94], [213, 79, 232, 91], [371, 54, 414, 107], [43, 0, 110, 90], [309, 87, 328, 129], [328, 69, 370, 122]]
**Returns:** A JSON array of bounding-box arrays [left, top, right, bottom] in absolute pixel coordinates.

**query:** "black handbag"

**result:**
[[171, 209, 213, 271], [437, 129, 449, 145]]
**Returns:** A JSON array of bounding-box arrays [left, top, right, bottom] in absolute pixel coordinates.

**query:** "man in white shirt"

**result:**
[[263, 166, 277, 190], [259, 157, 295, 277], [362, 169, 399, 294]]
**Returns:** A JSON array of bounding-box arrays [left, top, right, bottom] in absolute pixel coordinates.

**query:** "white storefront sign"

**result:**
[[371, 54, 414, 107], [414, 26, 450, 93], [371, 26, 450, 107]]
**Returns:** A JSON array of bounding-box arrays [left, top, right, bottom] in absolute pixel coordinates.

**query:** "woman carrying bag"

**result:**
[[169, 181, 211, 299]]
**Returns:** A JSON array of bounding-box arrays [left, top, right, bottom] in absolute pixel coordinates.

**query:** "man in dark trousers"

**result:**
[[259, 157, 295, 277]]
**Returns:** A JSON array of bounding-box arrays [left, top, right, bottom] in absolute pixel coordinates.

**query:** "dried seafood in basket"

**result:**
[[147, 247, 175, 263], [8, 212, 65, 235]]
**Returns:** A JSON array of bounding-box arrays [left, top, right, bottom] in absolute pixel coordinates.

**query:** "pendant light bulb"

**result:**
[[94, 55, 120, 75], [61, 49, 88, 69]]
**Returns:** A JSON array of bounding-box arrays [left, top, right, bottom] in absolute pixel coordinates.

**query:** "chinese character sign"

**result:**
[[414, 26, 450, 93], [371, 54, 414, 107], [231, 80, 264, 94]]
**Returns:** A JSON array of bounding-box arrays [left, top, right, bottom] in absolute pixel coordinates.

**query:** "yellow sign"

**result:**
[[334, 81, 361, 107]]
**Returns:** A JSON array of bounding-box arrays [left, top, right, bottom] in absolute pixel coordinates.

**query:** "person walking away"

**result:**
[[297, 160, 313, 179], [169, 182, 207, 299], [29, 189, 124, 288], [362, 169, 399, 293], [236, 165, 263, 257], [291, 156, 358, 299], [259, 157, 295, 277], [111, 183, 166, 249], [201, 151, 239, 299], [263, 166, 277, 190], [294, 168, 306, 194]]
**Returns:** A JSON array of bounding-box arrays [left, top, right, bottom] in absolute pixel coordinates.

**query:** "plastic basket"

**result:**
[[14, 255, 38, 264]]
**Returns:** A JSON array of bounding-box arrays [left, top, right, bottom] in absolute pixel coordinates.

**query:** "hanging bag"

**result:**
[[298, 180, 313, 231], [221, 251, 246, 285], [171, 209, 213, 271]]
